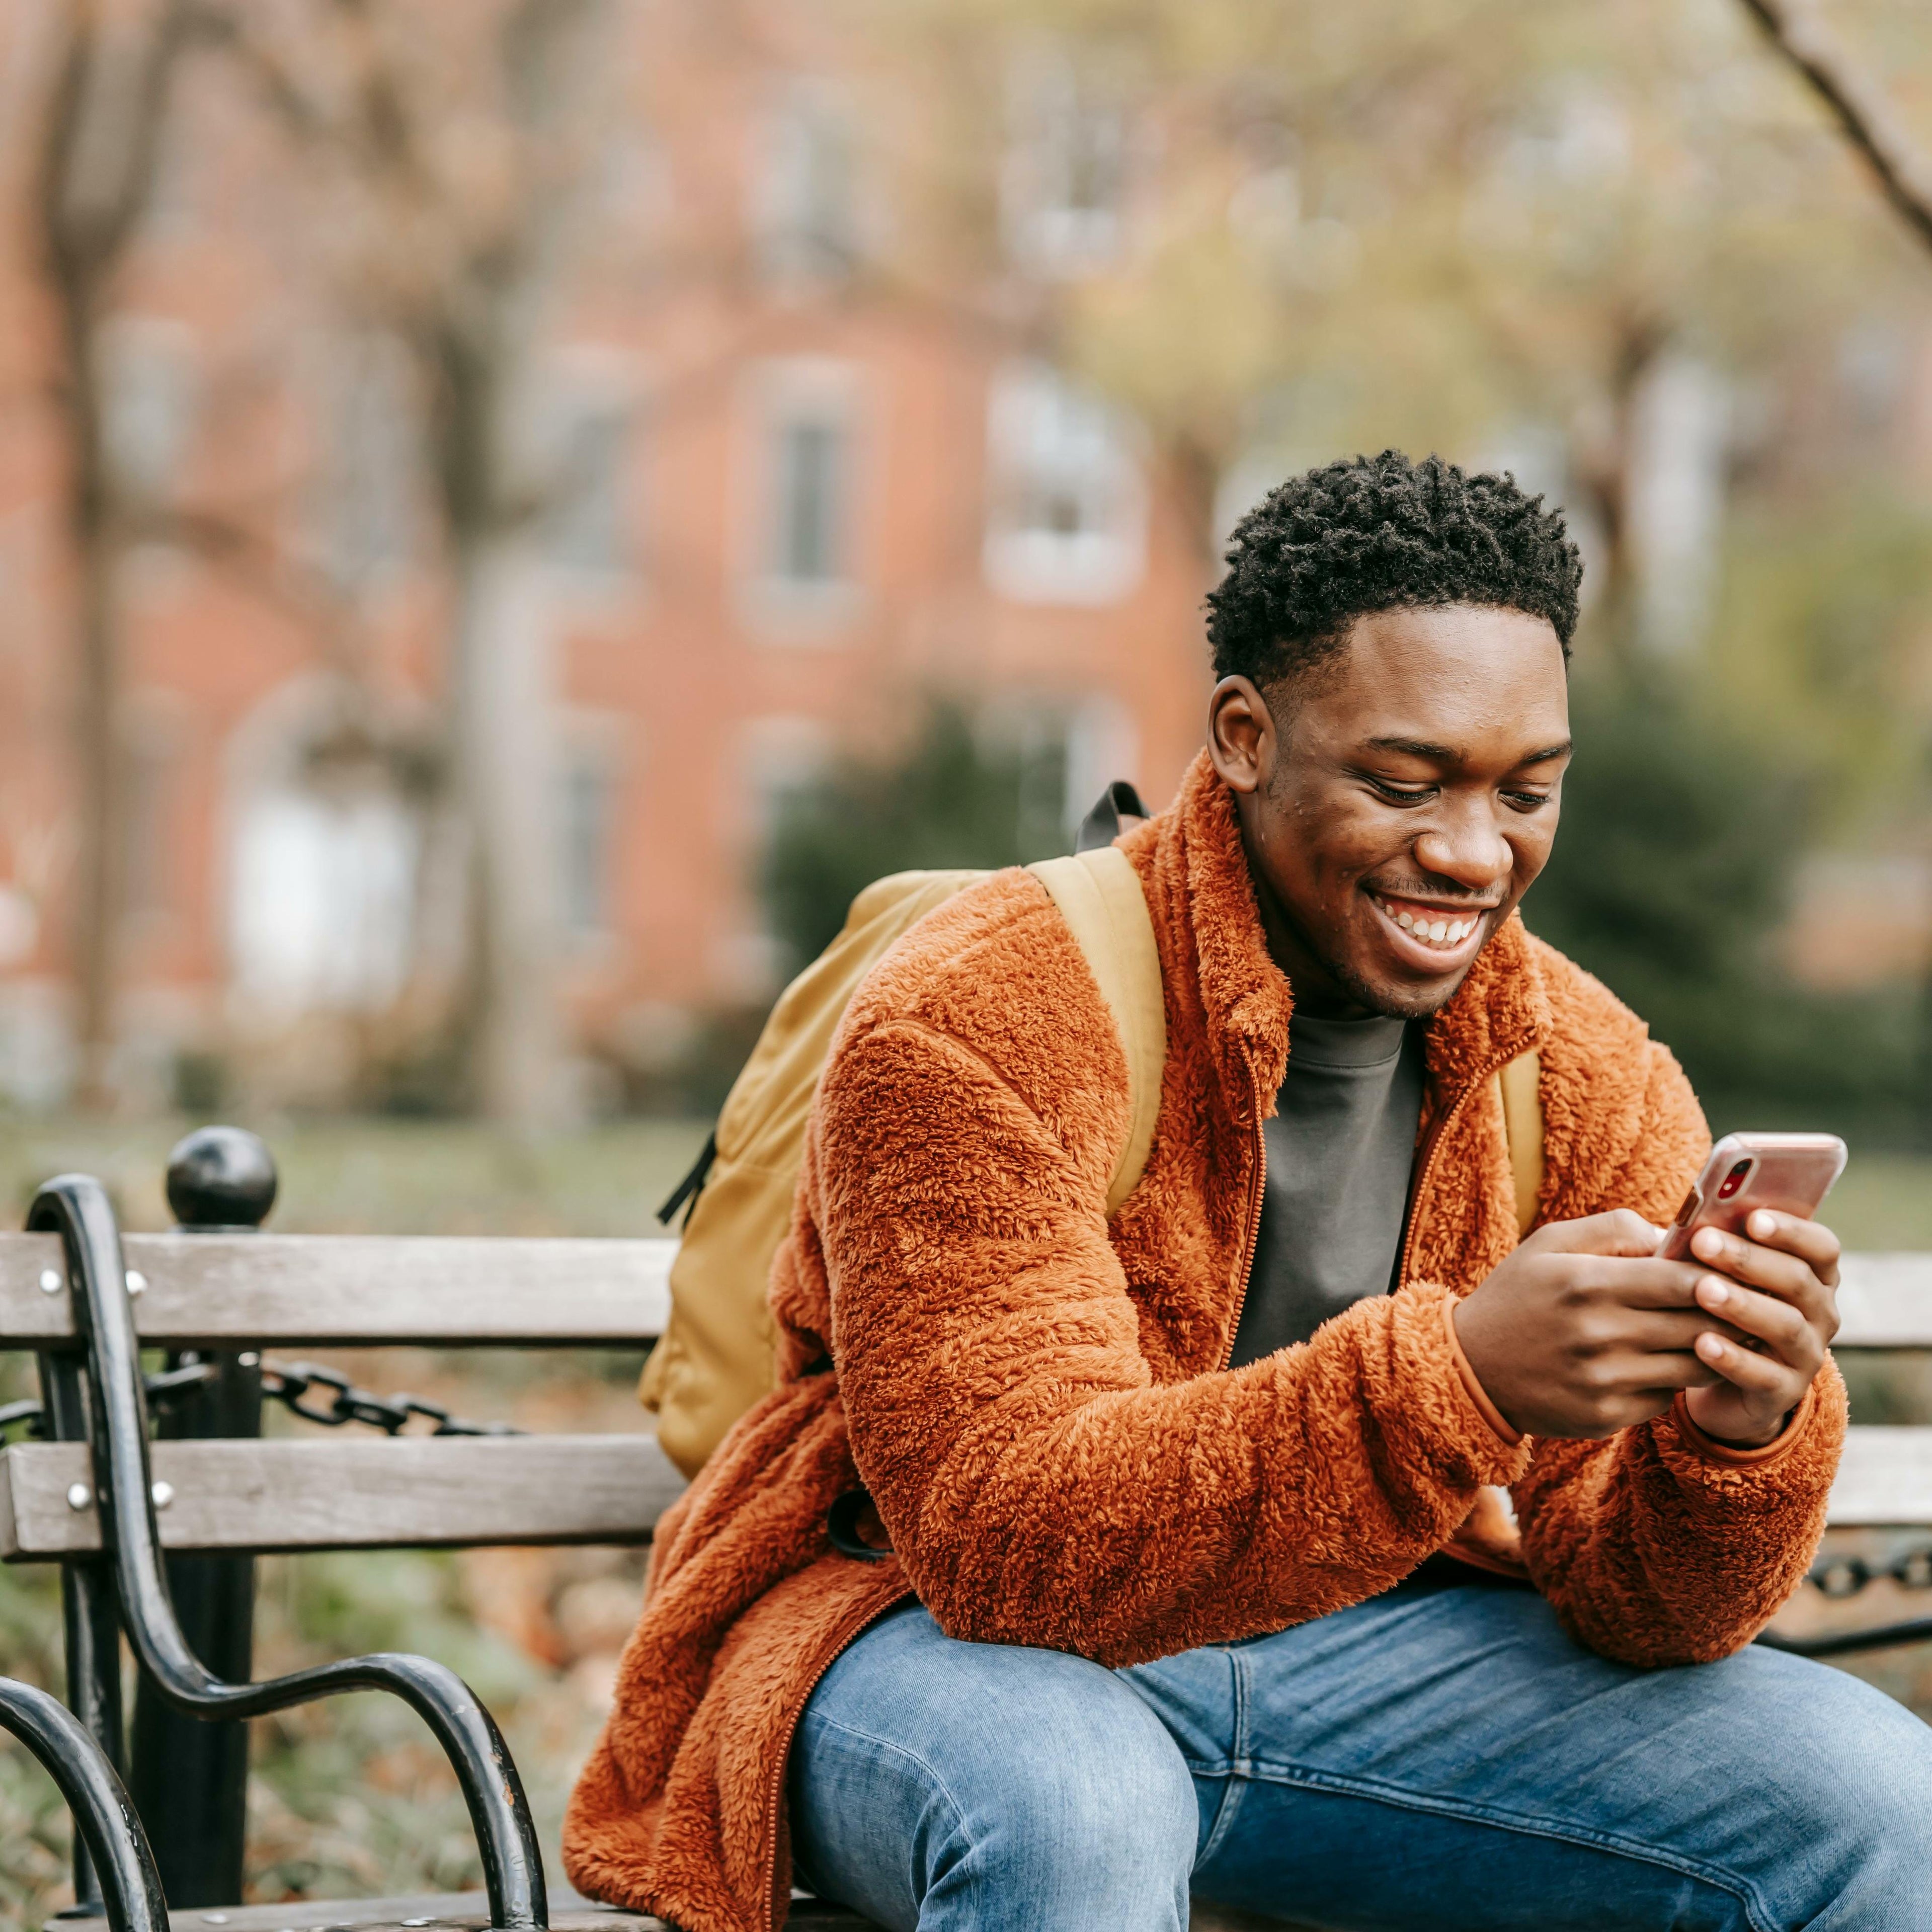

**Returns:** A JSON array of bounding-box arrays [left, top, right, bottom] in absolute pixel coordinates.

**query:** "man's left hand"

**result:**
[[1682, 1211, 1840, 1447]]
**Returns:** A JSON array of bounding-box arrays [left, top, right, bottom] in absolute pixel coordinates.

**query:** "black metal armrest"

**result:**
[[0, 1674, 167, 1932], [30, 1174, 548, 1932]]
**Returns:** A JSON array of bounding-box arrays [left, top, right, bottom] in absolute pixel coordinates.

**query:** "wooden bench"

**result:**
[[5, 1128, 1930, 1930]]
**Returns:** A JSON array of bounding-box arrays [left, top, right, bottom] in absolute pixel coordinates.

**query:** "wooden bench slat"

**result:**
[[0, 1434, 685, 1560], [9, 1421, 1927, 1560], [1826, 1425, 1932, 1525], [0, 1235, 1917, 1349], [1832, 1254, 1932, 1348], [0, 1233, 675, 1346]]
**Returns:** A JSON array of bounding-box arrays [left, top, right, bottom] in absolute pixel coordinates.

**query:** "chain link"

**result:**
[[1809, 1548, 1932, 1599], [256, 1360, 520, 1437], [0, 1356, 519, 1442]]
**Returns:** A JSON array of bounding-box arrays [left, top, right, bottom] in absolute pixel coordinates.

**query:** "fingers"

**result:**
[[1567, 1255, 1715, 1310], [1688, 1221, 1838, 1331], [1694, 1326, 1804, 1401], [1531, 1210, 1664, 1260], [1748, 1208, 1841, 1288], [1619, 1308, 1754, 1355], [1694, 1275, 1823, 1372]]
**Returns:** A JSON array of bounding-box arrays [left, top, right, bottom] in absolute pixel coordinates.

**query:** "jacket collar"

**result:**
[[1152, 751, 1550, 1100]]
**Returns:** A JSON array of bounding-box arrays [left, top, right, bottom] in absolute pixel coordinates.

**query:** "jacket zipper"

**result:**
[[1395, 1049, 1523, 1294], [759, 1583, 912, 1932], [1217, 1060, 1268, 1370]]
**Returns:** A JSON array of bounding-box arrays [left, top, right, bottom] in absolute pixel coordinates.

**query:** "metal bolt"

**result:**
[[151, 1481, 174, 1510], [125, 1270, 147, 1296], [238, 1350, 260, 1369], [37, 1269, 60, 1295], [65, 1482, 91, 1511]]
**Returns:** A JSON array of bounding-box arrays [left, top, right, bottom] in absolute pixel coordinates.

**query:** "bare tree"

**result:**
[[31, 0, 200, 1105], [1737, 0, 1932, 250], [213, 0, 617, 1124]]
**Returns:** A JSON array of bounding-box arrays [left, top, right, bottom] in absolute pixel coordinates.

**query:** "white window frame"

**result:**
[[739, 358, 867, 638], [983, 360, 1148, 607]]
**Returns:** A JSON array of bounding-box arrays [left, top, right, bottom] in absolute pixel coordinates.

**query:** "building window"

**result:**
[[230, 782, 418, 1016], [123, 735, 176, 920], [326, 336, 417, 586], [744, 359, 863, 632], [558, 753, 613, 938], [1001, 54, 1128, 277], [984, 361, 1147, 606], [545, 401, 635, 576], [99, 318, 197, 503], [755, 77, 859, 284], [773, 417, 847, 585]]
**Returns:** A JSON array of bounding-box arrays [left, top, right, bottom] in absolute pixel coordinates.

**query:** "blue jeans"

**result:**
[[789, 1578, 1932, 1929]]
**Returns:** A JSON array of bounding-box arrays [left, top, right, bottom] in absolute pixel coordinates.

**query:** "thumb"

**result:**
[[1526, 1209, 1664, 1259]]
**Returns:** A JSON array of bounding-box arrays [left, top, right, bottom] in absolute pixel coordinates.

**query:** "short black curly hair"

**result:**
[[1205, 450, 1583, 691]]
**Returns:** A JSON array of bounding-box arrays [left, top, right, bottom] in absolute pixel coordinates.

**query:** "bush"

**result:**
[[1525, 677, 1921, 1142], [763, 701, 1070, 973]]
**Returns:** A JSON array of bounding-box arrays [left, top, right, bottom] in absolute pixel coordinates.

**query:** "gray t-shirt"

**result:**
[[1226, 1011, 1427, 1367]]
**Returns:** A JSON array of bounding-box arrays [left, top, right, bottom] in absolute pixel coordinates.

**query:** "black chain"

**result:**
[[1809, 1548, 1932, 1599], [0, 1357, 519, 1443], [257, 1360, 520, 1437]]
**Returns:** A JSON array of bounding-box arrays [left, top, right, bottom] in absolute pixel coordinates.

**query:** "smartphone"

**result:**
[[1658, 1132, 1847, 1263]]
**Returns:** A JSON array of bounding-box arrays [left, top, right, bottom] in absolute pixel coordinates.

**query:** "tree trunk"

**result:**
[[449, 529, 562, 1128], [52, 260, 124, 1111]]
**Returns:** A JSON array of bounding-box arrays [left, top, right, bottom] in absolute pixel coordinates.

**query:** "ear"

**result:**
[[1206, 676, 1278, 795]]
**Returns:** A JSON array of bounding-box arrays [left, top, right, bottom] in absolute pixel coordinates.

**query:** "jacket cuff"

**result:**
[[1440, 1291, 1523, 1448], [1667, 1382, 1819, 1469]]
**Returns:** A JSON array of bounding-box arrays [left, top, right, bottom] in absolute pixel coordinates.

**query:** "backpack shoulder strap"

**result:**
[[1027, 847, 1166, 1214], [1497, 1048, 1544, 1238]]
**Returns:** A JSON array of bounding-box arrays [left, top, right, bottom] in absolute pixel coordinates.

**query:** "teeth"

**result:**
[[1377, 896, 1483, 946]]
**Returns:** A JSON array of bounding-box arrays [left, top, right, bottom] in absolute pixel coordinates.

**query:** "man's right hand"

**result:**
[[1452, 1211, 1738, 1439]]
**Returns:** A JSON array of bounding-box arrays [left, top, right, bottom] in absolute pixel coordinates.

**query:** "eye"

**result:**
[[1368, 778, 1435, 806], [1502, 788, 1554, 812]]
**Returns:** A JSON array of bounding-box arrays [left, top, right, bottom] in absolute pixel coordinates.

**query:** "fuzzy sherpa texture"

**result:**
[[563, 751, 1845, 1932]]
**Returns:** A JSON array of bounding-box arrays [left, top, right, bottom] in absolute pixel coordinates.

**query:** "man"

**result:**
[[568, 453, 1932, 1931]]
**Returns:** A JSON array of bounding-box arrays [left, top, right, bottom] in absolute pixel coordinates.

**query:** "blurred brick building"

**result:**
[[0, 2, 1214, 1111]]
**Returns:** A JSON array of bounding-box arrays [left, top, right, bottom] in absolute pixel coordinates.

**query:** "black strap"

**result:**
[[828, 1486, 892, 1562], [657, 1130, 717, 1228], [1075, 780, 1152, 853]]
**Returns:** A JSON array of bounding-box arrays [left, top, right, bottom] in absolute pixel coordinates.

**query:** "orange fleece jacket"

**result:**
[[564, 752, 1845, 1932]]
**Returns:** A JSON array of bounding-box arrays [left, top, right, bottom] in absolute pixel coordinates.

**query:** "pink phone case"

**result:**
[[1657, 1132, 1847, 1262]]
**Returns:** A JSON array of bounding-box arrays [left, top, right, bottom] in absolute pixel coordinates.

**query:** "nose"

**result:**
[[1412, 807, 1512, 895]]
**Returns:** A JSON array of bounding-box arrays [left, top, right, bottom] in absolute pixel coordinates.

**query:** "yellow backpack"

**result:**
[[640, 804, 1544, 1482]]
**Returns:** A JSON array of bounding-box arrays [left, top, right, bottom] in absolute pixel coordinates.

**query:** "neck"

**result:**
[[1238, 823, 1375, 1022]]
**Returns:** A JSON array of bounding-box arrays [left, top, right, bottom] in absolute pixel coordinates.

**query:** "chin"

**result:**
[[1328, 951, 1471, 1022]]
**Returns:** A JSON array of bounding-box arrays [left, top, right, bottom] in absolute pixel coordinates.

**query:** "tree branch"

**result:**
[[1737, 0, 1932, 256]]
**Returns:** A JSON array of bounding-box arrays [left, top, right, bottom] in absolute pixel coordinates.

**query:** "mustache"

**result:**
[[1367, 880, 1506, 909]]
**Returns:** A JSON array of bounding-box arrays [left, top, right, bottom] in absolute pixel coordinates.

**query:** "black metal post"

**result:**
[[30, 1168, 548, 1931], [127, 1127, 273, 1906], [0, 1675, 169, 1932], [39, 1341, 123, 1920]]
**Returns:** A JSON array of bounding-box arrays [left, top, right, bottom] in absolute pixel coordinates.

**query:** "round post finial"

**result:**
[[165, 1127, 278, 1230]]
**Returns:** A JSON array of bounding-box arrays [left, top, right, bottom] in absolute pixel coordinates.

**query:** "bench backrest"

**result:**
[[2, 1237, 1927, 1560]]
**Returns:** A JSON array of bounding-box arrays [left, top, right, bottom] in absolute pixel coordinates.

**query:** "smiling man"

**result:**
[[568, 453, 1932, 1932]]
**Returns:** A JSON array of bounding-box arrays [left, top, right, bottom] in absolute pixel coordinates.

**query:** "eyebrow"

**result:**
[[1364, 736, 1573, 765]]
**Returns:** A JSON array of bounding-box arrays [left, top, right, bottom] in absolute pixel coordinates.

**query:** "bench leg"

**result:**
[[41, 1343, 126, 1919], [129, 1352, 262, 1907]]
